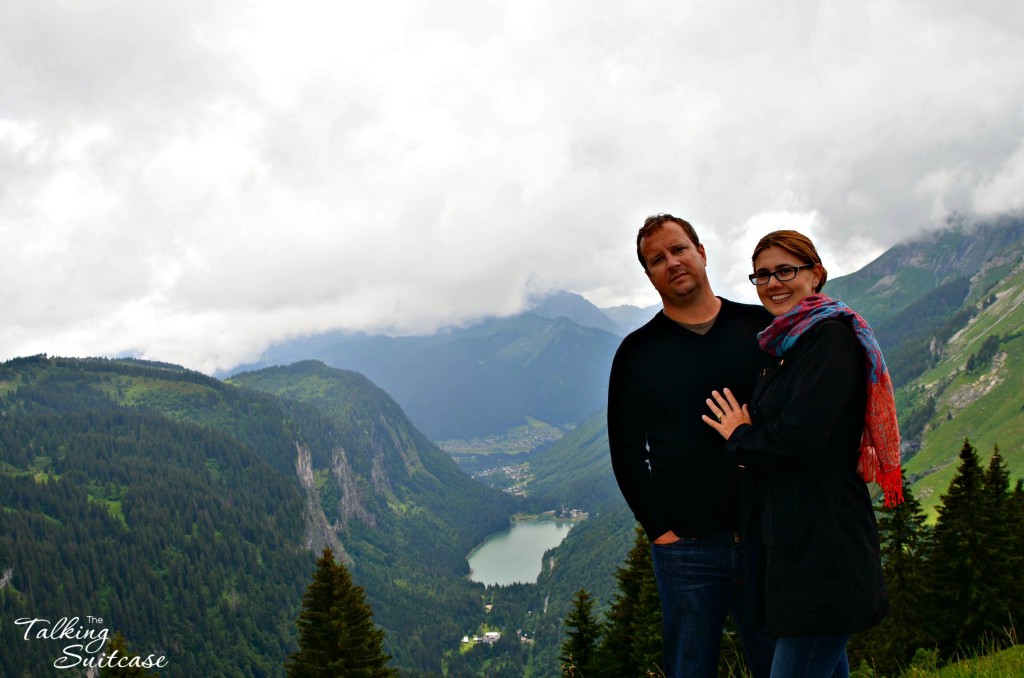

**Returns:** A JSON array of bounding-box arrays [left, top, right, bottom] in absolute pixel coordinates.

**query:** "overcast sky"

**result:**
[[3, 1, 1023, 373]]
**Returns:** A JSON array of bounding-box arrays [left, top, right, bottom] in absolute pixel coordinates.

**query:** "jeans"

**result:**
[[770, 634, 851, 678], [651, 532, 775, 678]]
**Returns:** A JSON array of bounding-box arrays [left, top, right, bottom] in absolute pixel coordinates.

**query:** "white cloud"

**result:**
[[971, 135, 1024, 214], [1, 0, 1023, 372]]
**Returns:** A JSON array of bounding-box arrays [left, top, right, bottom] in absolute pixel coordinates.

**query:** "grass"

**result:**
[[850, 626, 1022, 678], [900, 645, 1024, 677]]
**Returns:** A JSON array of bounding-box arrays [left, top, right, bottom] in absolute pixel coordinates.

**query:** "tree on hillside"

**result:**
[[848, 478, 932, 675], [925, 439, 1011, 657], [592, 526, 662, 678], [560, 587, 600, 676], [965, 334, 1001, 372], [285, 547, 397, 678]]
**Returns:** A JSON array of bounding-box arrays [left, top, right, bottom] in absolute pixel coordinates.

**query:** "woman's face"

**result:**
[[752, 245, 823, 316]]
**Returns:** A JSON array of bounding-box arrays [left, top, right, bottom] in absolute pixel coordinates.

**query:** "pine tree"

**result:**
[[1008, 479, 1024, 631], [560, 588, 600, 676], [330, 561, 396, 677], [285, 547, 397, 678], [287, 549, 341, 676], [978, 446, 1017, 642], [848, 478, 932, 674], [925, 438, 1006, 656], [593, 526, 662, 677]]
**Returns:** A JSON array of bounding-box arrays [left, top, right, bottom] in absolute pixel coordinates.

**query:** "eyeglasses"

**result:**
[[748, 263, 816, 286]]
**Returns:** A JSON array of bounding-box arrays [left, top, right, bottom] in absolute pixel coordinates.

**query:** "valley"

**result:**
[[1, 213, 1023, 675]]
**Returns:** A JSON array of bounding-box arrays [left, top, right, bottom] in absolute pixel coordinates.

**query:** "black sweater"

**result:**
[[607, 299, 772, 540]]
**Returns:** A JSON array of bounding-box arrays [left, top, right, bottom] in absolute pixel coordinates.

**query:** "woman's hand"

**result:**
[[702, 387, 752, 440]]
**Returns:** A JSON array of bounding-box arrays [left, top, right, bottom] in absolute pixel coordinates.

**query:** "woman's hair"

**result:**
[[752, 230, 828, 292]]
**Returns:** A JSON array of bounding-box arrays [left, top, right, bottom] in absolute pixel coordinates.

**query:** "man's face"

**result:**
[[640, 222, 709, 303]]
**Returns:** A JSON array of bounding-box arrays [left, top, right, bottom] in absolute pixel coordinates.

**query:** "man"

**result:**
[[607, 214, 775, 677]]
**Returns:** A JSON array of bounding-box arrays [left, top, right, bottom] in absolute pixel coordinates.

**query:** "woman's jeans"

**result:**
[[770, 634, 851, 678], [651, 532, 775, 678]]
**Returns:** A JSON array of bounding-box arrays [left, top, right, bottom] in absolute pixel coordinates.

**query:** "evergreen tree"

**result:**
[[287, 549, 342, 676], [978, 446, 1017, 641], [330, 561, 396, 677], [848, 478, 932, 675], [560, 588, 600, 676], [1008, 479, 1024, 630], [925, 439, 1009, 657], [593, 526, 662, 678], [286, 548, 397, 678]]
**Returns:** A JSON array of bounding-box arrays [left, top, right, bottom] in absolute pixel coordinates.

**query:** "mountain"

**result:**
[[0, 356, 517, 676], [529, 290, 622, 334], [234, 313, 622, 441], [825, 212, 1024, 514], [889, 249, 1024, 513], [226, 360, 519, 549], [600, 302, 661, 335], [528, 290, 660, 336], [827, 212, 1024, 323]]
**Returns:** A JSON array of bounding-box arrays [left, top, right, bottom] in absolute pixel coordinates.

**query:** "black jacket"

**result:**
[[726, 318, 888, 636]]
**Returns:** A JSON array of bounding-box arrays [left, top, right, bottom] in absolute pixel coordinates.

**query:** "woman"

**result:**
[[703, 230, 902, 678]]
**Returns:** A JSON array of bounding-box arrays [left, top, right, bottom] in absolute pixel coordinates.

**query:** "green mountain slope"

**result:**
[[527, 409, 620, 512], [0, 356, 518, 676], [0, 356, 311, 676], [898, 255, 1024, 513], [227, 360, 519, 563], [824, 214, 1024, 515]]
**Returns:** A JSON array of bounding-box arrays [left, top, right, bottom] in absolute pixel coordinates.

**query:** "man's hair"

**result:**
[[635, 214, 700, 271], [751, 230, 828, 292]]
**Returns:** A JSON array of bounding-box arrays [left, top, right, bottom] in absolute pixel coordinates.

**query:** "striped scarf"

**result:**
[[757, 294, 904, 507]]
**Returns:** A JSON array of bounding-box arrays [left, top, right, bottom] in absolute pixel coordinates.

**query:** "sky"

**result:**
[[3, 0, 1024, 374]]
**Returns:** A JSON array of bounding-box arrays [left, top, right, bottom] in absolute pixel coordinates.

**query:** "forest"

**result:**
[[0, 356, 517, 676]]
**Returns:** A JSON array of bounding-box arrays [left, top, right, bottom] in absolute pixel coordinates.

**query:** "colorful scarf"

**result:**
[[757, 294, 904, 507]]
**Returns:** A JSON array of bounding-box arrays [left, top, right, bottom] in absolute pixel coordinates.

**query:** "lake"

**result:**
[[467, 519, 575, 586]]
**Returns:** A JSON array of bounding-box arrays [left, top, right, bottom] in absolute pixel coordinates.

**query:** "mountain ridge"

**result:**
[[828, 212, 1024, 322], [234, 312, 622, 440]]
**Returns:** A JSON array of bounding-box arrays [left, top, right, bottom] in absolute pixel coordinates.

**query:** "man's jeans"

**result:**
[[771, 634, 850, 678], [651, 532, 775, 678]]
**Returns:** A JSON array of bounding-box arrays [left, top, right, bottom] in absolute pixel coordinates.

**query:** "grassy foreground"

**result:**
[[852, 644, 1024, 677]]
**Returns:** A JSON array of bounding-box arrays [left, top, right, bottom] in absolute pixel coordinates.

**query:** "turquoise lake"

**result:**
[[467, 519, 575, 586]]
